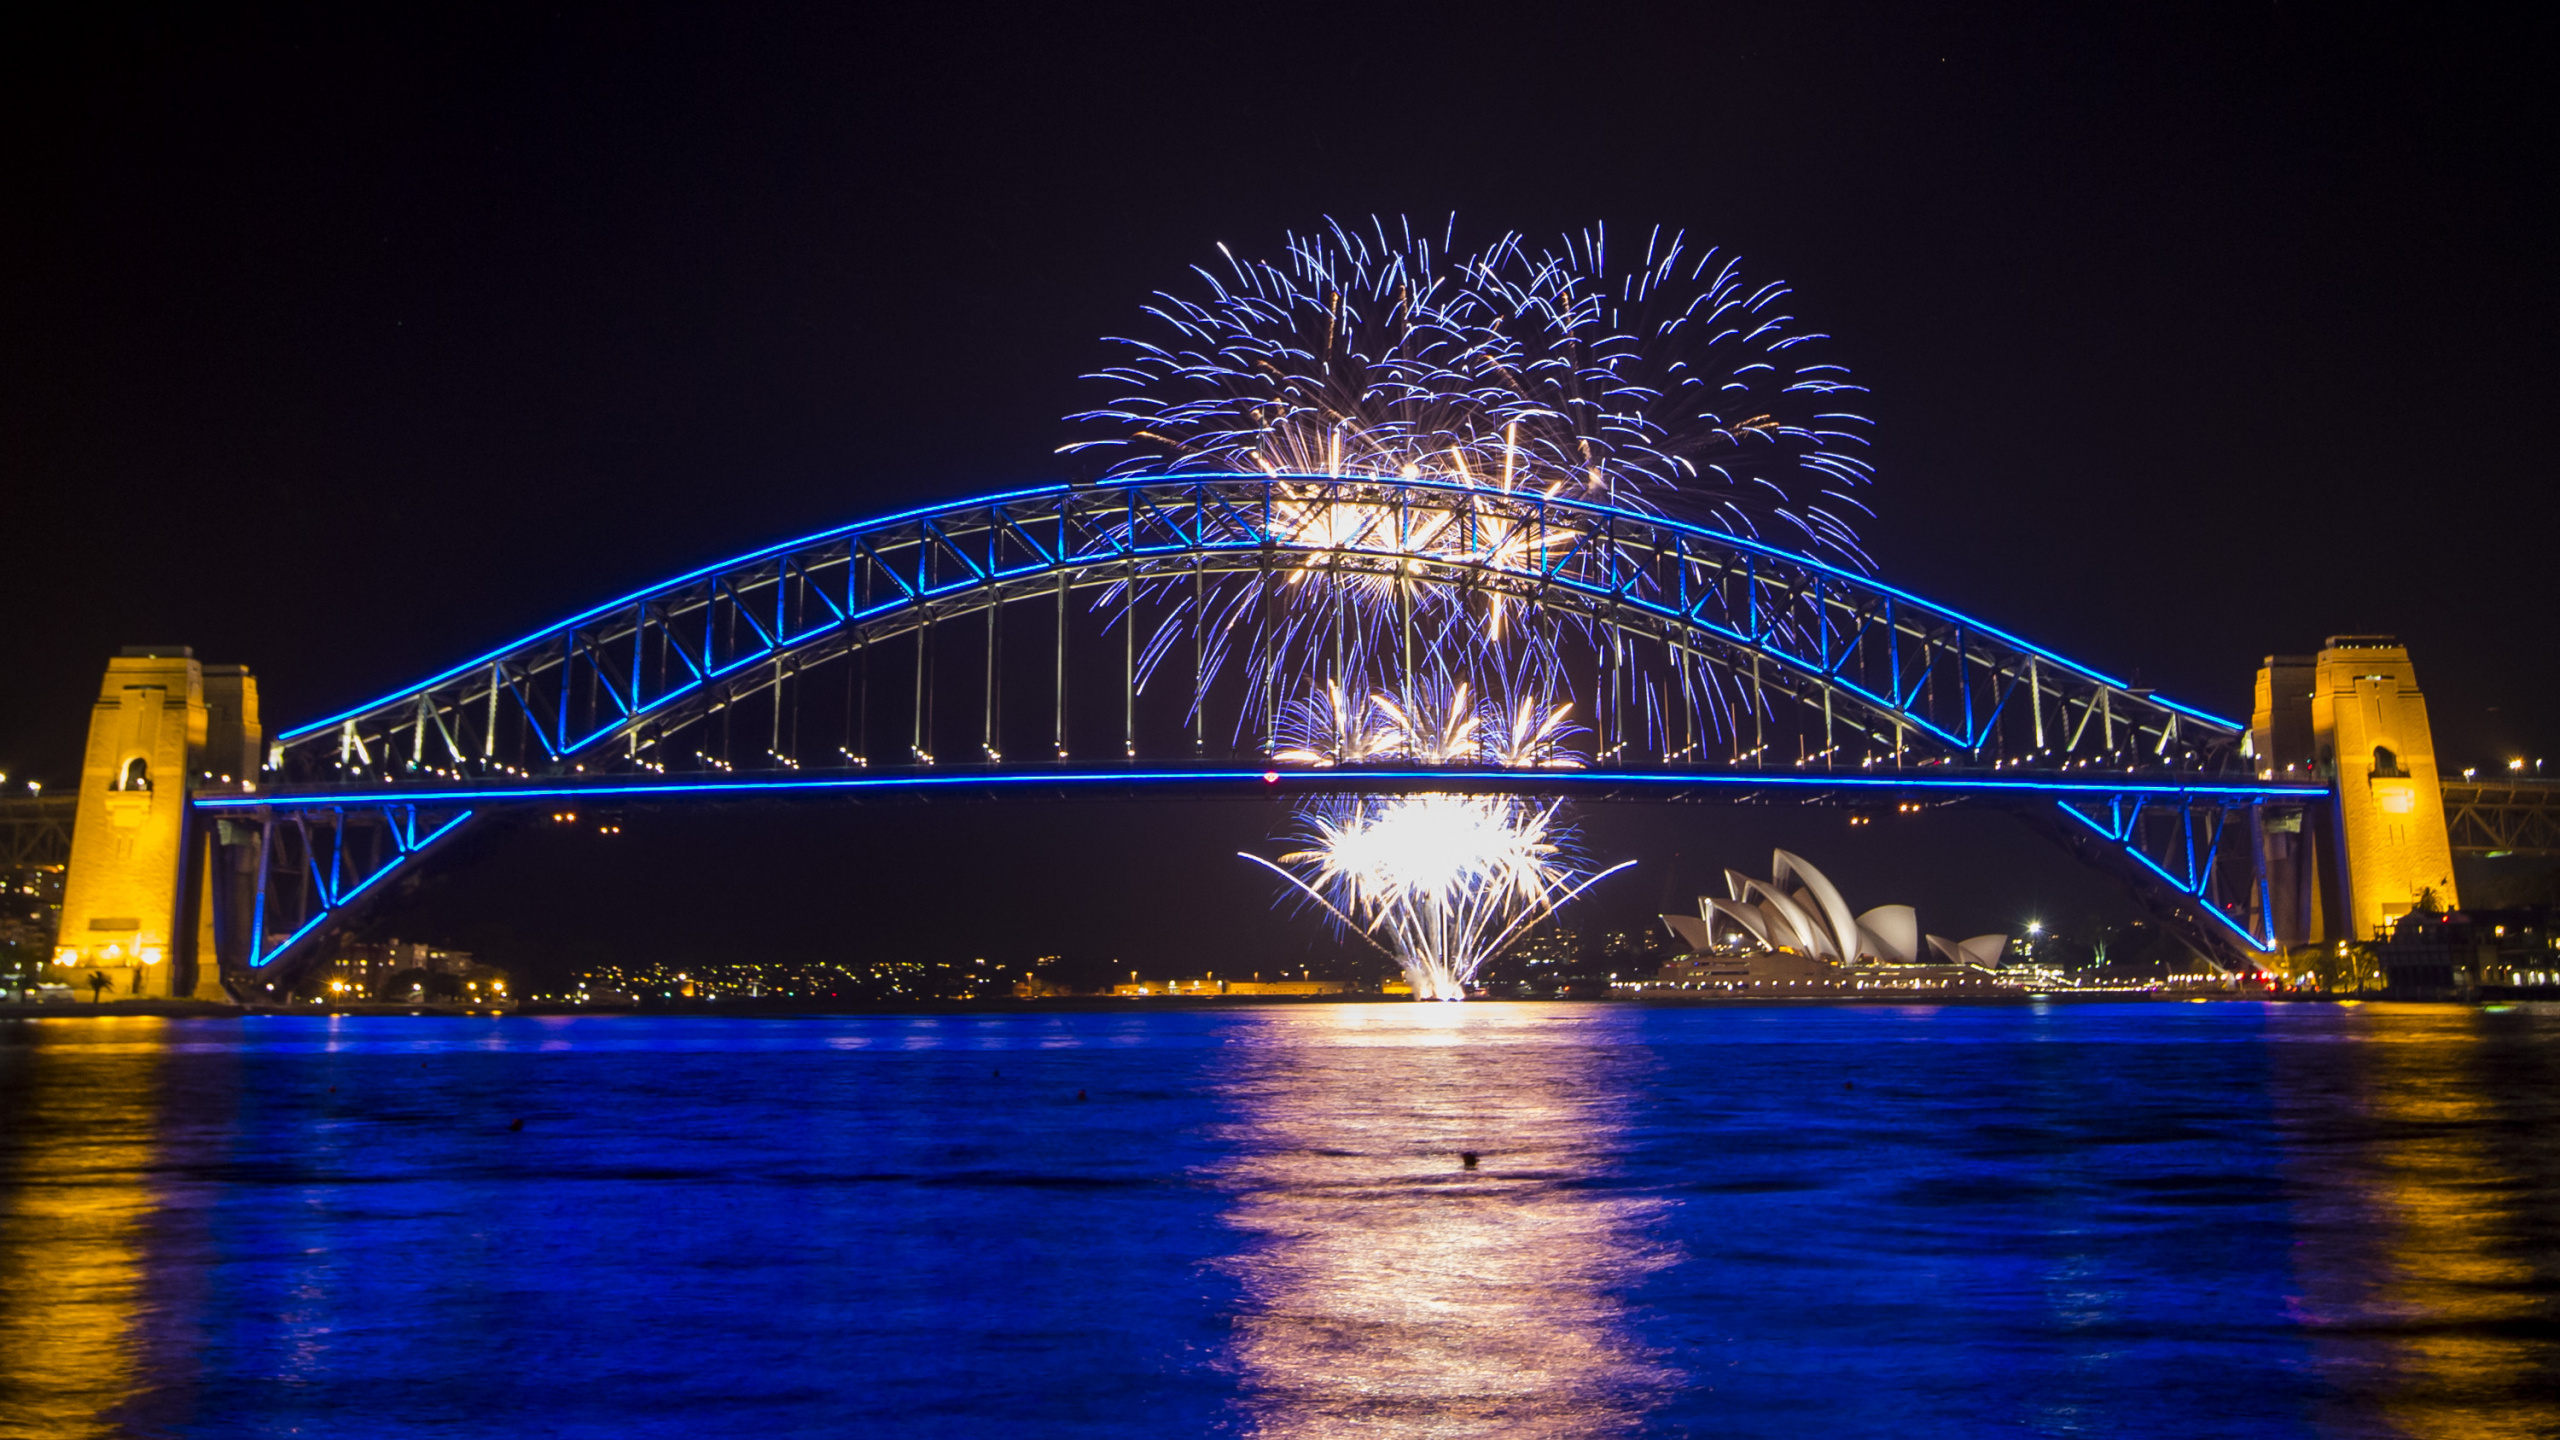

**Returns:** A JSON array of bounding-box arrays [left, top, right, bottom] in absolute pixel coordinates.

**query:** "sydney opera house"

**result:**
[[1653, 850, 2011, 992]]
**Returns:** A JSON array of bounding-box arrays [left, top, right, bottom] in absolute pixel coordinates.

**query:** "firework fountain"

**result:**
[[1241, 795, 1637, 1001], [1069, 217, 1875, 996]]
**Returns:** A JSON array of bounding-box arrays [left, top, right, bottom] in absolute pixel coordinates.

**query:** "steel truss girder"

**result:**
[[2441, 779, 2560, 857], [0, 797, 76, 867], [219, 800, 475, 985], [2050, 792, 2292, 962], [232, 474, 2270, 973]]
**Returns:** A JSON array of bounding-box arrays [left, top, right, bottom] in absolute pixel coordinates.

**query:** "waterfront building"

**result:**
[[317, 937, 479, 998], [0, 860, 64, 998], [2375, 909, 2560, 998], [308, 938, 509, 1006]]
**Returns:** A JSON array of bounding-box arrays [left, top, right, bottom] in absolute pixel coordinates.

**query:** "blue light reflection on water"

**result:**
[[4, 1003, 2559, 1437]]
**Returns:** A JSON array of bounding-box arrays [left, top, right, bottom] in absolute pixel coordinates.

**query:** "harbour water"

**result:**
[[4, 1002, 2558, 1437]]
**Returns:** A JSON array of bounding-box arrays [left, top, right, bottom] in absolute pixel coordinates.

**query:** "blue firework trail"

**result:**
[[1065, 215, 1875, 563], [1067, 216, 1874, 763]]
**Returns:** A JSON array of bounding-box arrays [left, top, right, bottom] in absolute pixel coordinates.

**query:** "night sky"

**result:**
[[5, 6, 2552, 983]]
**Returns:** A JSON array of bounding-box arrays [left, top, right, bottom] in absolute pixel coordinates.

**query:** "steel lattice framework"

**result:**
[[0, 797, 76, 868], [194, 474, 2323, 979], [2442, 779, 2560, 858]]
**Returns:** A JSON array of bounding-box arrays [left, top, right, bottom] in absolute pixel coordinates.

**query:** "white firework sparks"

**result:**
[[1242, 794, 1634, 1001], [1272, 678, 1587, 770]]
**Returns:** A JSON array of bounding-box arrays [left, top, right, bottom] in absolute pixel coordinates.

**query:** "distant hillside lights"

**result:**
[[1654, 850, 2009, 992]]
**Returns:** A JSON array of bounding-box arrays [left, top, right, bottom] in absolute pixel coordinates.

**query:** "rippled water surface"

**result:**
[[6, 1002, 2560, 1437]]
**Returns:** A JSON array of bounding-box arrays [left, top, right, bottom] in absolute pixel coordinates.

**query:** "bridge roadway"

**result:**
[[201, 762, 2328, 812]]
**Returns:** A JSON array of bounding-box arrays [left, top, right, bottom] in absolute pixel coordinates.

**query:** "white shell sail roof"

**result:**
[[1660, 912, 1712, 951], [1705, 898, 1775, 948], [1856, 905, 1919, 964], [1772, 851, 1860, 966], [1741, 880, 1833, 958], [1956, 934, 2009, 968], [1668, 851, 2004, 972]]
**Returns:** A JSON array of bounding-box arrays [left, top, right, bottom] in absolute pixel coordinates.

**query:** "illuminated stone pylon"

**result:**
[[53, 648, 259, 1001], [2257, 637, 2459, 943]]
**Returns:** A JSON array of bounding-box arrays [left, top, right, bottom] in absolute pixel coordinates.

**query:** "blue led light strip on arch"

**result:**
[[278, 473, 2248, 744]]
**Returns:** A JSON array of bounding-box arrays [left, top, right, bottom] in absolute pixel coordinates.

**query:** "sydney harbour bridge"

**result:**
[[25, 470, 2546, 997]]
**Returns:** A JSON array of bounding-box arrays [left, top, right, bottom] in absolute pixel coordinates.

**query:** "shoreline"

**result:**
[[0, 991, 2465, 1019]]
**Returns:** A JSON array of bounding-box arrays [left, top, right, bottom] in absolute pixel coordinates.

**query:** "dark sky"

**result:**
[[4, 4, 2553, 981]]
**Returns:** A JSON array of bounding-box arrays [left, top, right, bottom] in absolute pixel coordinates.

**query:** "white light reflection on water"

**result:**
[[1209, 1004, 1677, 1438]]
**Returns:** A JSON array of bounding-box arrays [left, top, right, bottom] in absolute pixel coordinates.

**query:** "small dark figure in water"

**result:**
[[509, 1118, 525, 1132], [1076, 1089, 1087, 1102], [1461, 1152, 1480, 1169]]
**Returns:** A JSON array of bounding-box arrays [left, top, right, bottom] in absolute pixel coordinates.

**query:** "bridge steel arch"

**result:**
[[194, 474, 2322, 986]]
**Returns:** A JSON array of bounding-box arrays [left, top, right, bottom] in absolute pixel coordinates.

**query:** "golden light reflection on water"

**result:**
[[2287, 1004, 2560, 1440], [0, 1019, 170, 1439], [1211, 1004, 1675, 1438]]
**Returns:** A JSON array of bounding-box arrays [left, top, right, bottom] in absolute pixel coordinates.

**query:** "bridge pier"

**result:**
[[52, 648, 259, 1002], [2254, 637, 2459, 943]]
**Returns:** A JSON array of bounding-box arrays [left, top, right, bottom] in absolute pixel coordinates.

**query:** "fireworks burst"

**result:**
[[1241, 794, 1634, 1001], [1072, 216, 1875, 756], [1076, 222, 1842, 990], [1272, 678, 1586, 769], [1067, 215, 1875, 562]]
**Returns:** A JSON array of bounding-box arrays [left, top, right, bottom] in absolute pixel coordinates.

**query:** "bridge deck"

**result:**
[[196, 764, 2329, 812]]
